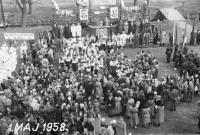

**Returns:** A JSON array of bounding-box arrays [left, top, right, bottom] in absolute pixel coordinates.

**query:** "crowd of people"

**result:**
[[0, 18, 200, 135]]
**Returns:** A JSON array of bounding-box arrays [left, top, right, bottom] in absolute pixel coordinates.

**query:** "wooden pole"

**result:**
[[120, 0, 122, 19], [77, 5, 79, 22], [89, 0, 92, 24], [0, 0, 6, 30]]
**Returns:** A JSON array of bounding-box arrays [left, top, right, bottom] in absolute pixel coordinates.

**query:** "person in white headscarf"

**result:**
[[106, 120, 117, 135], [76, 23, 82, 37], [71, 24, 76, 38]]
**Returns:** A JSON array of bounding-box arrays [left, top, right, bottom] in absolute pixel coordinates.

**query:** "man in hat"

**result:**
[[165, 45, 173, 63], [190, 30, 195, 45], [170, 88, 179, 111], [16, 104, 25, 124], [196, 30, 200, 45], [63, 23, 70, 39], [174, 51, 180, 69]]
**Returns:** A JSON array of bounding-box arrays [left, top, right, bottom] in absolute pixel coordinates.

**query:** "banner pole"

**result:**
[[0, 0, 6, 30]]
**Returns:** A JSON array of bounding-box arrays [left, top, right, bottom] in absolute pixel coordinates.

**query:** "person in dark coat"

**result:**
[[165, 46, 173, 63], [31, 47, 37, 60], [162, 86, 170, 105], [54, 105, 63, 124], [197, 30, 200, 45], [170, 88, 179, 111], [82, 76, 94, 100], [174, 51, 180, 69], [134, 33, 139, 47], [153, 31, 158, 45], [16, 104, 25, 124], [183, 45, 188, 54], [139, 33, 144, 46], [173, 44, 179, 61], [169, 30, 173, 46], [118, 20, 123, 34], [63, 23, 70, 39], [121, 91, 128, 116], [107, 93, 115, 117], [190, 31, 195, 45]]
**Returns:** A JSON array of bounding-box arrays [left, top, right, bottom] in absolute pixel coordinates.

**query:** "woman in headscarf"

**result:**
[[126, 96, 135, 117], [129, 103, 139, 129], [146, 96, 155, 118], [116, 117, 127, 135], [155, 101, 165, 126], [93, 99, 100, 116], [162, 85, 170, 105], [142, 104, 151, 128], [114, 93, 122, 116], [95, 78, 103, 98]]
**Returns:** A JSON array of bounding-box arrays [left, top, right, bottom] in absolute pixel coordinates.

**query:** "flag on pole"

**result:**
[[184, 21, 187, 44], [192, 18, 196, 33], [172, 20, 176, 45], [175, 22, 179, 45], [76, 0, 88, 7], [52, 0, 60, 11], [121, 0, 125, 9]]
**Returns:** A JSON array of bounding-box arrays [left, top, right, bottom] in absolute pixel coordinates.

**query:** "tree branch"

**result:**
[[15, 0, 23, 11]]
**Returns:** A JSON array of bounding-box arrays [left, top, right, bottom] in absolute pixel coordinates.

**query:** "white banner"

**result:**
[[56, 9, 76, 17], [77, 0, 116, 6], [4, 33, 35, 40], [80, 9, 89, 20], [110, 7, 119, 19], [92, 0, 116, 5]]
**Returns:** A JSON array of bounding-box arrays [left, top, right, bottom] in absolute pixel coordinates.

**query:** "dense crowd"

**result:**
[[0, 18, 200, 135]]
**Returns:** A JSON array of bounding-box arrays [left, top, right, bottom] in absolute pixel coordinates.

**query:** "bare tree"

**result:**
[[28, 0, 32, 14], [134, 0, 138, 5], [8, 0, 44, 27], [28, 0, 43, 14], [15, 0, 27, 27]]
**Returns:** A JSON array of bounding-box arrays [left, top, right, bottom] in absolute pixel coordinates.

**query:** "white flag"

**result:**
[[76, 0, 88, 7], [172, 20, 176, 45], [52, 0, 60, 11], [121, 0, 125, 9]]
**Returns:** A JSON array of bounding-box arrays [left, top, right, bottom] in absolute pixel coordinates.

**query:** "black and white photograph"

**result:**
[[0, 0, 200, 135]]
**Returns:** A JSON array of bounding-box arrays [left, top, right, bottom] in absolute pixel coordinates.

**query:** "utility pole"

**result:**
[[76, 3, 79, 22], [0, 0, 6, 30], [89, 0, 92, 24]]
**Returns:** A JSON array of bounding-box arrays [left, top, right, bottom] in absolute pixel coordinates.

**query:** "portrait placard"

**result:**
[[110, 7, 119, 19], [80, 9, 89, 20]]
